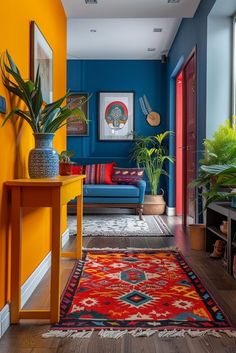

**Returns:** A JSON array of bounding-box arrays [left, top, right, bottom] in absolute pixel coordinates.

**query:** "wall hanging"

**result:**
[[30, 21, 53, 104], [67, 93, 90, 136], [139, 95, 160, 127], [98, 92, 134, 141]]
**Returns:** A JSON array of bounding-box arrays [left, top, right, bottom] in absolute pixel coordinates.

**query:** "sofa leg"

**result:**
[[138, 205, 144, 220]]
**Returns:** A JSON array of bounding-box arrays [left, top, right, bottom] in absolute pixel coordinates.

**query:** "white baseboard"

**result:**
[[166, 207, 176, 216], [21, 228, 69, 308], [0, 228, 70, 339], [0, 303, 10, 338]]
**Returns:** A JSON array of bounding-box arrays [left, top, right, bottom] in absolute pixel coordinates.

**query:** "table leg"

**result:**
[[50, 189, 61, 323], [10, 187, 21, 324], [76, 182, 83, 259]]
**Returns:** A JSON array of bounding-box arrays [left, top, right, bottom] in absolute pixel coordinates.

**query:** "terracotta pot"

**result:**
[[143, 194, 166, 215], [188, 224, 205, 250], [59, 163, 72, 176]]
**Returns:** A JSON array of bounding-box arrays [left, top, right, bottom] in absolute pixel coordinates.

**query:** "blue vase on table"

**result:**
[[28, 133, 59, 178]]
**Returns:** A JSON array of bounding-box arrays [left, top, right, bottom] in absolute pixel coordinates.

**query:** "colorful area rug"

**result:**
[[68, 215, 173, 237], [44, 250, 236, 338]]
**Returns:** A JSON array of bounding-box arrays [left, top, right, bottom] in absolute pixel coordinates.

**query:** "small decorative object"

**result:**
[[1, 52, 86, 178], [131, 131, 174, 214], [29, 134, 59, 178], [220, 220, 228, 235], [98, 92, 134, 141], [139, 95, 160, 126], [210, 240, 226, 259], [59, 151, 74, 176], [30, 21, 53, 103], [67, 93, 90, 136]]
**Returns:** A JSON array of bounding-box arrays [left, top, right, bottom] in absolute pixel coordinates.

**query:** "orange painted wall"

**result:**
[[0, 0, 67, 310]]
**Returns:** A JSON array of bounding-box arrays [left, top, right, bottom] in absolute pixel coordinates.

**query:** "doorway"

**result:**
[[175, 50, 197, 225]]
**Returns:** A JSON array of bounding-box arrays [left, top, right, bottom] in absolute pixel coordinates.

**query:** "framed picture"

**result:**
[[30, 21, 53, 104], [98, 92, 134, 141], [66, 93, 89, 136]]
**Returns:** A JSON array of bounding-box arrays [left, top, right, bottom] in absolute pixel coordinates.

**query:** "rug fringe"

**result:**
[[42, 328, 236, 339], [98, 329, 128, 339], [82, 246, 179, 252], [42, 330, 94, 339]]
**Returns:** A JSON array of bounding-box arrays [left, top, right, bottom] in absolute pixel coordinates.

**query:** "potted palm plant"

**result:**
[[1, 51, 86, 178], [132, 131, 174, 214]]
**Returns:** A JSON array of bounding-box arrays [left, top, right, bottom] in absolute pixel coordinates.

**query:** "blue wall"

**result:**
[[67, 60, 168, 192], [166, 0, 217, 209]]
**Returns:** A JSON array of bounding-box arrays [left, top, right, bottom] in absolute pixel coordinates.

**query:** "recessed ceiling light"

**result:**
[[85, 0, 98, 4], [147, 48, 156, 52], [90, 29, 97, 32], [153, 28, 162, 32], [168, 0, 180, 3]]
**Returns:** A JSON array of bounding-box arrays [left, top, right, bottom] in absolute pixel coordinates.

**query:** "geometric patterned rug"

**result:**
[[68, 215, 173, 237], [43, 250, 236, 338]]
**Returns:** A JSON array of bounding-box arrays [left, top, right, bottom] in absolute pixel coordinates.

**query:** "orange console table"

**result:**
[[6, 175, 85, 324]]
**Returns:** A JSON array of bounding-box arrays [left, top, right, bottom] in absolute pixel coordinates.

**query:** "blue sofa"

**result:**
[[68, 180, 146, 220]]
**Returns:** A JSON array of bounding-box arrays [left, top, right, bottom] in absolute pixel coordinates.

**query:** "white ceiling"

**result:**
[[62, 0, 201, 60]]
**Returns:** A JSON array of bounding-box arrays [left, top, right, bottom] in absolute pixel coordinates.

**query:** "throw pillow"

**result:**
[[84, 164, 97, 184], [112, 167, 144, 185], [71, 165, 83, 175], [96, 162, 116, 184]]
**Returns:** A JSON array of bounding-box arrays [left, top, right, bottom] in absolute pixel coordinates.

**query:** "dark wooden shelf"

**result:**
[[207, 226, 228, 242]]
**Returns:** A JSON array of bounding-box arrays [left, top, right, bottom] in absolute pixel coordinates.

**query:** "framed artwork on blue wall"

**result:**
[[66, 93, 89, 136], [98, 92, 134, 141], [30, 21, 53, 104]]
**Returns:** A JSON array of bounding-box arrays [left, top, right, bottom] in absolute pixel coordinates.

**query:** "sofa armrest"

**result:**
[[137, 180, 146, 204]]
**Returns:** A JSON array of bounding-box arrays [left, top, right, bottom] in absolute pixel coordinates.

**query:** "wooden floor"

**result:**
[[1, 215, 236, 353]]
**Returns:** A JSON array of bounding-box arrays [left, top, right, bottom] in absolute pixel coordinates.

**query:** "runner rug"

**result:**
[[68, 215, 173, 237], [43, 249, 236, 339]]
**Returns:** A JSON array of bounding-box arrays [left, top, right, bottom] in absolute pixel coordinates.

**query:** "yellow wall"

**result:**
[[0, 0, 67, 309]]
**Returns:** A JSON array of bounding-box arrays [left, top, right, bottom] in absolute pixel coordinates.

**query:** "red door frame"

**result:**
[[182, 48, 197, 226], [175, 72, 183, 216]]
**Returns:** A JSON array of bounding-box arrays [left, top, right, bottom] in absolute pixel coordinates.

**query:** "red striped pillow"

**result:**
[[96, 163, 116, 184], [84, 164, 97, 184]]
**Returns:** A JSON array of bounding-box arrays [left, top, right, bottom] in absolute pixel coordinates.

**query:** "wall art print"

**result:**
[[30, 21, 53, 104], [67, 93, 89, 136], [98, 92, 134, 141]]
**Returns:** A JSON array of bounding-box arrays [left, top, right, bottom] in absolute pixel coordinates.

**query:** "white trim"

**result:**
[[166, 207, 176, 216], [21, 228, 69, 308], [0, 303, 10, 338], [0, 228, 70, 338]]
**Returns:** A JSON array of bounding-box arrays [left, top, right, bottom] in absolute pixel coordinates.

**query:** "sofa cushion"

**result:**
[[96, 162, 116, 184], [83, 184, 140, 198], [84, 164, 96, 184], [112, 167, 144, 185]]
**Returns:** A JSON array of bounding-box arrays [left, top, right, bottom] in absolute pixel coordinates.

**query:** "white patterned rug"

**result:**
[[68, 215, 173, 237]]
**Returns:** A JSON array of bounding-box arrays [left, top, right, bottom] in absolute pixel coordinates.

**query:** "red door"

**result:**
[[175, 72, 183, 216], [183, 51, 196, 225]]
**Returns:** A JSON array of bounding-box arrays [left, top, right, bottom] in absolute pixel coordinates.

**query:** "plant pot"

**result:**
[[59, 163, 72, 176], [188, 224, 205, 250], [143, 194, 166, 215], [28, 133, 59, 178]]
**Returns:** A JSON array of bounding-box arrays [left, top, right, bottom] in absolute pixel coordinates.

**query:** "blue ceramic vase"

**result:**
[[28, 133, 59, 178]]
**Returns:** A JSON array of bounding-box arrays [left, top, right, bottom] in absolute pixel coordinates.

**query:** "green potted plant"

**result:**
[[191, 121, 236, 208], [1, 51, 87, 178], [59, 150, 74, 176], [131, 131, 174, 214]]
